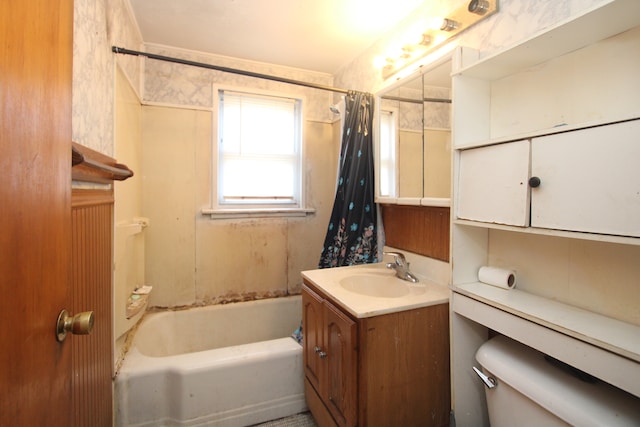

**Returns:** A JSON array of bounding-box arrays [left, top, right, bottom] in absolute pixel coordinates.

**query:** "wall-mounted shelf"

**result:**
[[453, 113, 640, 151], [453, 282, 640, 363], [72, 142, 134, 183], [451, 290, 640, 400], [453, 219, 640, 247], [454, 0, 640, 81], [452, 0, 640, 149], [450, 1, 640, 425]]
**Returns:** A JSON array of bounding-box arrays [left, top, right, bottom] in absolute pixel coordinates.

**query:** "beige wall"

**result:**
[[142, 106, 339, 307], [113, 67, 144, 363]]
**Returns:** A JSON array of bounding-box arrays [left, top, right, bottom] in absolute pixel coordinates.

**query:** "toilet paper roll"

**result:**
[[478, 266, 516, 289]]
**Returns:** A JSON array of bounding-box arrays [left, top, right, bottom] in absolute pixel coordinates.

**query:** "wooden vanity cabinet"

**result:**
[[302, 281, 450, 427]]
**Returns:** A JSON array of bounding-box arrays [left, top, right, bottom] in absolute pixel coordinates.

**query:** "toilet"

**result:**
[[475, 335, 640, 427]]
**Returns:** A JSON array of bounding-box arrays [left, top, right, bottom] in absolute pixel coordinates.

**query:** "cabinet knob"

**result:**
[[528, 176, 541, 188], [314, 346, 321, 353]]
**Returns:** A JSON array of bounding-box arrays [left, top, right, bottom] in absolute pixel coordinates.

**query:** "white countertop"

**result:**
[[301, 263, 450, 318]]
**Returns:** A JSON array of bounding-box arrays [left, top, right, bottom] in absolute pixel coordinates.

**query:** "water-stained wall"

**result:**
[[140, 46, 339, 307]]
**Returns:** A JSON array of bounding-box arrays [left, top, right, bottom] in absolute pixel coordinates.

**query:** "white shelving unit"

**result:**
[[450, 1, 640, 426], [453, 285, 640, 390]]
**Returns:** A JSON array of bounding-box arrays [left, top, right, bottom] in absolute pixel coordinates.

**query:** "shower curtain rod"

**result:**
[[112, 46, 350, 95], [112, 46, 452, 103]]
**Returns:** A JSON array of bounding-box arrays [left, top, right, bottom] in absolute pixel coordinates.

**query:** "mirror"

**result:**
[[376, 56, 452, 205]]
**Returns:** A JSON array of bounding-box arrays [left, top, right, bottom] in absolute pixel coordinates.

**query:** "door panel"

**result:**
[[531, 119, 640, 237], [302, 285, 324, 392], [457, 140, 531, 226], [0, 0, 73, 425], [324, 302, 357, 427]]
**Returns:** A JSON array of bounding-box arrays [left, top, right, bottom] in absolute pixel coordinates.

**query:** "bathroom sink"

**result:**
[[340, 273, 425, 298], [303, 263, 450, 318]]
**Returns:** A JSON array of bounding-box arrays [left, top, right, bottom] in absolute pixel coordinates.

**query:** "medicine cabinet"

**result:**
[[376, 54, 452, 207]]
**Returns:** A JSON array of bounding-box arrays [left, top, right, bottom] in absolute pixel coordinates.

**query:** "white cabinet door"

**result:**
[[531, 119, 640, 237], [457, 140, 530, 226]]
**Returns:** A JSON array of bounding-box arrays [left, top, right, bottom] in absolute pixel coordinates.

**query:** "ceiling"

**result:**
[[127, 0, 425, 74]]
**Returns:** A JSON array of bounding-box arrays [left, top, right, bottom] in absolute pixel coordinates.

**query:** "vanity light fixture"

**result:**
[[419, 34, 432, 46], [379, 0, 498, 79], [440, 18, 459, 32], [400, 46, 413, 58], [468, 0, 491, 15]]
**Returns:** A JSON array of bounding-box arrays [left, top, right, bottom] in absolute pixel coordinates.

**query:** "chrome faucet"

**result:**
[[383, 251, 419, 283]]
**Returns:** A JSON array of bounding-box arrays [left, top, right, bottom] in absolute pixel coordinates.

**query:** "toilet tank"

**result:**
[[475, 335, 640, 427]]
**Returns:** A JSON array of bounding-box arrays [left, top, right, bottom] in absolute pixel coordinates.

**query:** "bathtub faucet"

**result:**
[[383, 251, 418, 283]]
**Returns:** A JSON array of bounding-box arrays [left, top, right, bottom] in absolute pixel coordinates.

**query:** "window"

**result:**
[[208, 87, 310, 217], [378, 108, 397, 197]]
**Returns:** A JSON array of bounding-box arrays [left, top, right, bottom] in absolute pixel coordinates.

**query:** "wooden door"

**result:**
[[531, 119, 640, 237], [324, 302, 357, 427], [0, 0, 74, 425]]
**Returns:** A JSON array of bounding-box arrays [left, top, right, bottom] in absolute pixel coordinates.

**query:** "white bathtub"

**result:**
[[114, 296, 306, 427]]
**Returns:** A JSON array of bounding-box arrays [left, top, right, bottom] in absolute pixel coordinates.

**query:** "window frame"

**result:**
[[377, 106, 399, 199], [204, 85, 313, 219]]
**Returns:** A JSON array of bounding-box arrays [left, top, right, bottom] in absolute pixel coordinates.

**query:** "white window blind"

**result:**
[[217, 89, 302, 209]]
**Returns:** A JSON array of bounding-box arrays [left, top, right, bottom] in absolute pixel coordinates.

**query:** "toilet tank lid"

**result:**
[[476, 335, 640, 427]]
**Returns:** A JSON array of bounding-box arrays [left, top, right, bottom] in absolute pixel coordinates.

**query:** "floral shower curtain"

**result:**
[[319, 91, 378, 268]]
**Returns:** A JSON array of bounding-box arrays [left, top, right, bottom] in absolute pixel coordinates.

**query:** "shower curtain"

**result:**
[[319, 91, 378, 268]]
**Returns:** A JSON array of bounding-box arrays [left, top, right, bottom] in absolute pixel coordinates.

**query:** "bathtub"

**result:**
[[115, 296, 306, 427]]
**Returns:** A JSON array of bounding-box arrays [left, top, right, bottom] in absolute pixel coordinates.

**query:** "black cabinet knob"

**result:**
[[529, 176, 541, 188]]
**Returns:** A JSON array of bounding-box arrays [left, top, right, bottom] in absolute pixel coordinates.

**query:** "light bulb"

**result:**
[[440, 18, 459, 32]]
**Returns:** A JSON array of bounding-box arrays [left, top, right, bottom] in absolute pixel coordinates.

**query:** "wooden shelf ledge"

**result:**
[[72, 142, 133, 183]]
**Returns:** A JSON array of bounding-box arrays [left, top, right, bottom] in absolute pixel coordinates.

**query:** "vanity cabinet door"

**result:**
[[531, 119, 640, 237], [457, 140, 531, 226], [302, 286, 324, 393], [323, 301, 357, 427], [302, 285, 357, 427]]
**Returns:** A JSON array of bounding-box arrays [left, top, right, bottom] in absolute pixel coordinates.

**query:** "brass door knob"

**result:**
[[56, 309, 94, 342]]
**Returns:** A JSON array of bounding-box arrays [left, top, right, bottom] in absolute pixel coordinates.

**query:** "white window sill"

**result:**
[[201, 207, 316, 219]]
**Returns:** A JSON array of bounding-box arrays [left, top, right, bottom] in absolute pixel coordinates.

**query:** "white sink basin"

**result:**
[[302, 263, 450, 318], [340, 273, 425, 298]]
